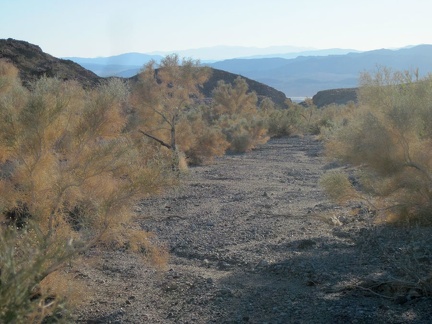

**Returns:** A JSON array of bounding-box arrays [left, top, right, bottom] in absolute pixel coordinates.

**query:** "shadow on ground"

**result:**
[[211, 224, 432, 324]]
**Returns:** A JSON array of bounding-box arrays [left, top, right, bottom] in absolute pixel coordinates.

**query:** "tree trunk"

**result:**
[[170, 124, 180, 171]]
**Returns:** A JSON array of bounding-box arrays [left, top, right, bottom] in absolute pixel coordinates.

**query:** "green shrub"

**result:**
[[211, 77, 270, 152], [266, 108, 301, 137], [219, 115, 268, 153]]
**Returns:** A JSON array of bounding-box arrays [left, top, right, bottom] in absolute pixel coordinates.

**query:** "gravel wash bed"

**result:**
[[75, 136, 432, 324]]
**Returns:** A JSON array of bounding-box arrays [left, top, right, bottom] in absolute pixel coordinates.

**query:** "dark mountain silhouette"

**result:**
[[0, 39, 289, 107]]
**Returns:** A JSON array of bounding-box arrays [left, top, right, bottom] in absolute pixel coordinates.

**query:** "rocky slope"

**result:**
[[0, 38, 102, 88]]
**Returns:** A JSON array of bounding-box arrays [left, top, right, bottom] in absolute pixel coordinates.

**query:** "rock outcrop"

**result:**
[[312, 87, 358, 107]]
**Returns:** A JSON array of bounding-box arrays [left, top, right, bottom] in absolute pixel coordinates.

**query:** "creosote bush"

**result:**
[[323, 67, 432, 224], [0, 60, 175, 322]]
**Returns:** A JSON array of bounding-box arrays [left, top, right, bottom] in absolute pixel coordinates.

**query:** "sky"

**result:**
[[1, 0, 432, 59]]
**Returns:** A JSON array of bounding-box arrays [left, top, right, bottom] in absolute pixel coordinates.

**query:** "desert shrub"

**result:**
[[320, 172, 359, 204], [0, 225, 83, 323], [0, 64, 175, 322], [0, 60, 21, 93], [211, 77, 258, 117], [130, 54, 211, 169], [265, 102, 350, 138], [323, 68, 432, 224], [217, 114, 268, 153], [266, 106, 304, 137], [176, 109, 229, 165], [313, 102, 357, 139], [211, 77, 270, 152]]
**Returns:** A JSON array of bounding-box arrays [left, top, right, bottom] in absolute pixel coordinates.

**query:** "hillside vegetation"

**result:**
[[0, 39, 289, 109]]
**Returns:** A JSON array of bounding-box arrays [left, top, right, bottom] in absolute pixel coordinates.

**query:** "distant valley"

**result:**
[[65, 45, 432, 98]]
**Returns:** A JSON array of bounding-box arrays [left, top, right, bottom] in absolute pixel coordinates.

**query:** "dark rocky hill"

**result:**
[[201, 68, 290, 107], [312, 87, 358, 107], [0, 38, 102, 88], [127, 67, 290, 108]]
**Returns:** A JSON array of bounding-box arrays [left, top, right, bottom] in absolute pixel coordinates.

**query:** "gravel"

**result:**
[[74, 135, 432, 323]]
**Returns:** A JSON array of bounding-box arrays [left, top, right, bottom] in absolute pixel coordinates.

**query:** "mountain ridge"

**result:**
[[62, 47, 359, 78], [0, 38, 289, 108]]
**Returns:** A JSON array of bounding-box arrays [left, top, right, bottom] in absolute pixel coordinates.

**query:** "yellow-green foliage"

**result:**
[[0, 61, 175, 322], [265, 100, 355, 138], [266, 105, 306, 137], [212, 77, 259, 116], [319, 172, 358, 204], [211, 77, 269, 152], [324, 67, 432, 224]]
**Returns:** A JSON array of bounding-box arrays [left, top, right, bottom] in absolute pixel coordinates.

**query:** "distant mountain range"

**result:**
[[210, 45, 432, 97], [62, 47, 358, 79], [64, 45, 432, 98], [63, 52, 163, 78]]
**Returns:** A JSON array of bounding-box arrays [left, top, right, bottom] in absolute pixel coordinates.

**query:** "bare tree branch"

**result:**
[[139, 129, 172, 150]]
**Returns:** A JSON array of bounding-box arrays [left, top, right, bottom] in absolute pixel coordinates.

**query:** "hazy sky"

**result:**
[[1, 0, 431, 58]]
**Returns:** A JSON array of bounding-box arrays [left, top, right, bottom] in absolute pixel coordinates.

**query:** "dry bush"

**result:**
[[218, 115, 269, 153], [266, 106, 305, 137], [0, 63, 175, 322], [265, 101, 354, 138], [319, 172, 359, 205], [130, 54, 211, 169], [0, 225, 75, 323], [212, 77, 258, 116], [0, 60, 21, 93], [211, 77, 270, 152], [176, 111, 229, 165], [323, 68, 432, 224]]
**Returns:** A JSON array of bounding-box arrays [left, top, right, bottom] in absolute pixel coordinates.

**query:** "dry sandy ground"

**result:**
[[74, 136, 432, 323]]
